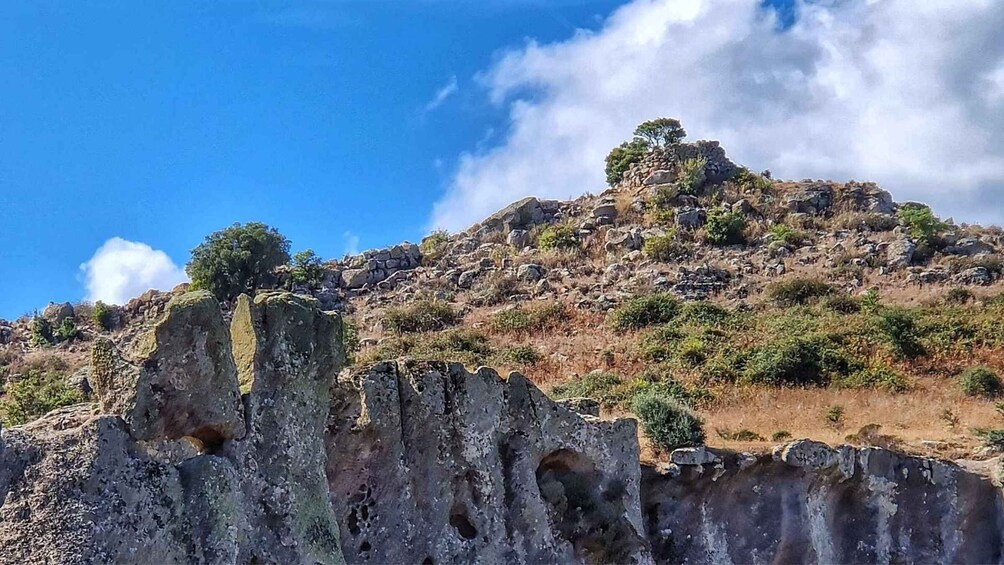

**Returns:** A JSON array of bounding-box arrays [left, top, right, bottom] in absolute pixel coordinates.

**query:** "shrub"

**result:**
[[383, 300, 460, 333], [766, 278, 833, 306], [551, 372, 625, 407], [676, 157, 706, 195], [489, 303, 566, 335], [743, 334, 854, 387], [980, 429, 1004, 452], [704, 208, 746, 246], [897, 204, 946, 247], [731, 167, 773, 192], [290, 249, 325, 289], [473, 273, 523, 307], [342, 319, 360, 365], [822, 294, 861, 314], [187, 222, 291, 302], [605, 139, 650, 185], [834, 365, 908, 392], [679, 301, 732, 327], [825, 405, 845, 428], [643, 233, 689, 261], [53, 317, 81, 343], [649, 184, 678, 212], [834, 212, 899, 232], [420, 229, 450, 264], [960, 366, 1002, 398], [945, 288, 974, 304], [0, 364, 81, 426], [495, 345, 540, 366], [30, 317, 53, 347], [633, 118, 686, 147], [92, 301, 116, 331], [373, 329, 494, 368], [537, 224, 578, 250], [610, 294, 681, 332], [716, 428, 764, 442], [771, 430, 792, 442], [632, 393, 705, 451], [768, 225, 809, 248], [877, 308, 924, 358]]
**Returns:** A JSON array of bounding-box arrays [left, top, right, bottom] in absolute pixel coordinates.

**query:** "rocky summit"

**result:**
[[3, 134, 1004, 563]]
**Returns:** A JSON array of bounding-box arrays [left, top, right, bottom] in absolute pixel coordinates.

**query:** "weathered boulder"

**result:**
[[945, 238, 995, 256], [326, 360, 651, 565], [477, 196, 553, 235], [90, 291, 245, 444], [516, 263, 543, 282], [954, 266, 993, 286], [643, 170, 676, 185], [605, 227, 643, 252], [787, 184, 834, 215], [507, 228, 530, 249], [675, 207, 706, 229], [341, 268, 369, 289], [886, 237, 916, 269], [41, 302, 74, 325]]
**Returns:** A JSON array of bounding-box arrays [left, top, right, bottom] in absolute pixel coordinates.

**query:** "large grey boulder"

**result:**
[[326, 360, 651, 565], [90, 290, 245, 444], [787, 184, 834, 215], [41, 302, 74, 325], [886, 237, 916, 269]]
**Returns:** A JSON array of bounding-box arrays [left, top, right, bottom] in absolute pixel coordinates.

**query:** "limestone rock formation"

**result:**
[[643, 443, 1004, 564], [0, 291, 348, 565], [90, 290, 245, 444], [326, 360, 652, 565]]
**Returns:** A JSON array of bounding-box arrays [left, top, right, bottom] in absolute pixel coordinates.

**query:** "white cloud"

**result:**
[[80, 238, 188, 305], [424, 76, 459, 112], [432, 0, 1004, 231], [342, 231, 360, 256]]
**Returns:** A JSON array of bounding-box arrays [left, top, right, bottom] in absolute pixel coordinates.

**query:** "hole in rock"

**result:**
[[535, 449, 639, 563], [190, 426, 226, 453], [359, 540, 371, 553], [422, 558, 434, 565], [449, 507, 478, 540]]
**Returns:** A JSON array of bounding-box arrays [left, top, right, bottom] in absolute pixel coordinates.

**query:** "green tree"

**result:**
[[290, 249, 325, 289], [897, 204, 946, 246], [633, 118, 687, 147], [187, 222, 291, 302], [604, 139, 650, 185]]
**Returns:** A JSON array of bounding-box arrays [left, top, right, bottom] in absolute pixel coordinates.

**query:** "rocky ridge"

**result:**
[[2, 291, 1004, 563]]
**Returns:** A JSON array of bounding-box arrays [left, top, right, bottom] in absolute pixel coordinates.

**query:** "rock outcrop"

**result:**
[[0, 291, 348, 564], [643, 442, 1004, 564], [325, 360, 650, 565]]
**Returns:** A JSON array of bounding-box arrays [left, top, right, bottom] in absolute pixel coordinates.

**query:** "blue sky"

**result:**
[[3, 0, 1003, 318], [0, 0, 630, 318]]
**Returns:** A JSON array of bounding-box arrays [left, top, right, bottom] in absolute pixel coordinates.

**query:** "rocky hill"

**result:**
[[2, 136, 1004, 562]]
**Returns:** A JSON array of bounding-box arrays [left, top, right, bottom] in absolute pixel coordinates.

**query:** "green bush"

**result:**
[[537, 224, 578, 250], [704, 208, 746, 246], [383, 300, 460, 333], [731, 167, 773, 192], [679, 301, 732, 327], [960, 366, 1002, 398], [489, 303, 565, 335], [834, 365, 908, 392], [632, 393, 705, 451], [373, 329, 494, 368], [945, 288, 974, 304], [979, 429, 1004, 452], [897, 204, 946, 247], [633, 118, 686, 147], [495, 345, 540, 366], [771, 430, 792, 442], [643, 233, 689, 261], [604, 139, 649, 185], [822, 294, 861, 314], [877, 308, 924, 358], [420, 229, 451, 263], [290, 249, 325, 289], [53, 317, 81, 343], [676, 157, 706, 195], [342, 319, 360, 365], [767, 278, 834, 306], [92, 301, 116, 331], [0, 363, 81, 426], [610, 294, 681, 332], [187, 222, 291, 302], [768, 225, 809, 248], [743, 334, 855, 387], [551, 372, 625, 407], [30, 317, 53, 347]]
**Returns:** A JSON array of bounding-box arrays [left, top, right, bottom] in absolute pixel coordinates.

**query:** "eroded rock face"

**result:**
[[643, 444, 1004, 565], [0, 291, 348, 565], [325, 360, 651, 565], [91, 290, 245, 445]]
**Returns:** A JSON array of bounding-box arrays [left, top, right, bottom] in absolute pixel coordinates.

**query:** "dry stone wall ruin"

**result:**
[[2, 291, 1004, 564]]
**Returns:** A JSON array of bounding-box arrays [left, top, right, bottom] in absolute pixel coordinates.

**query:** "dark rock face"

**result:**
[[325, 360, 651, 565], [642, 444, 1004, 565]]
